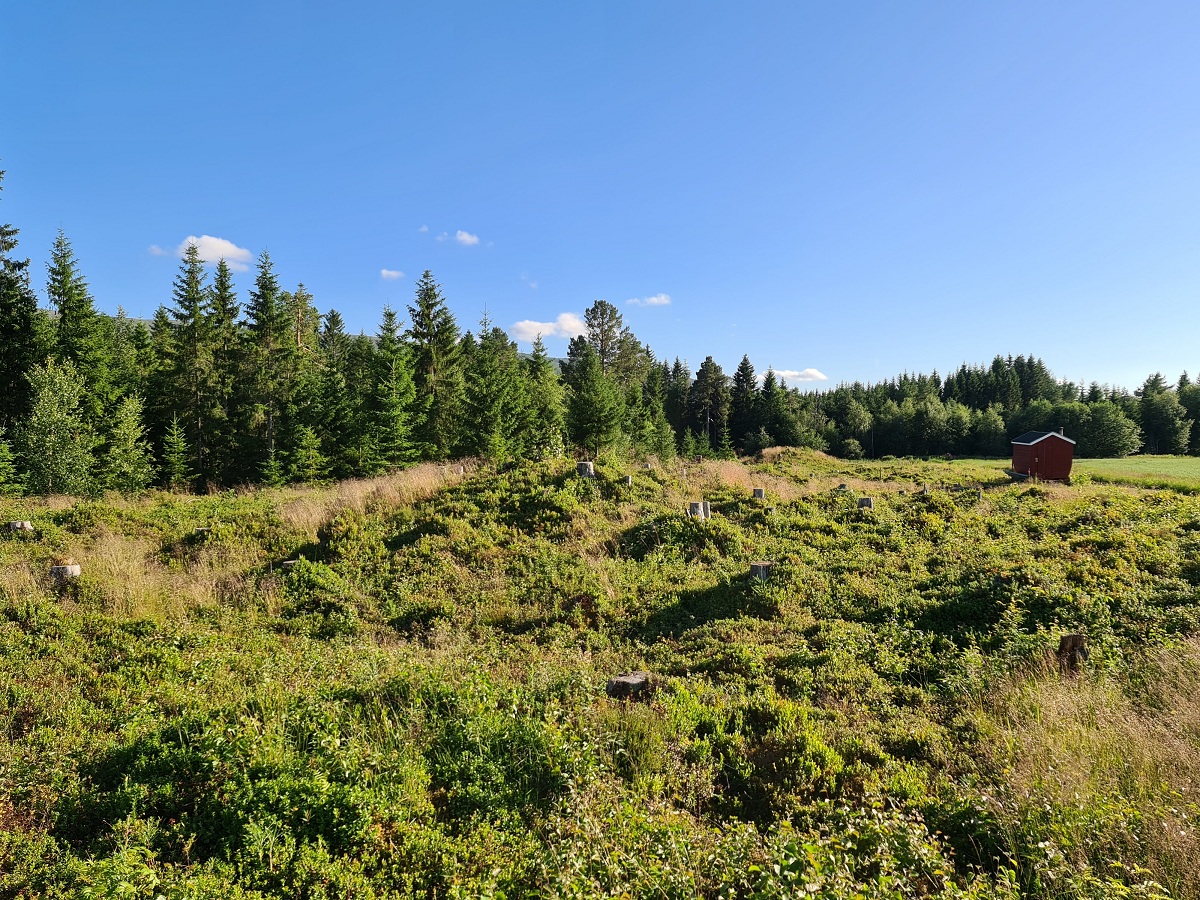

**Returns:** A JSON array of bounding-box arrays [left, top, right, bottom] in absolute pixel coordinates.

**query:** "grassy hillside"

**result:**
[[2, 451, 1198, 898]]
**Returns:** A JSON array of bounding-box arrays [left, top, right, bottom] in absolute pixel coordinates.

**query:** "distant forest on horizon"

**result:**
[[1, 169, 1197, 496]]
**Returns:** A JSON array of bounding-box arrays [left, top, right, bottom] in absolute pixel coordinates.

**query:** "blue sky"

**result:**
[[6, 2, 1200, 391]]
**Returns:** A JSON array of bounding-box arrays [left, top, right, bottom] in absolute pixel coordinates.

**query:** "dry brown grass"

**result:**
[[277, 462, 469, 539], [984, 643, 1200, 895]]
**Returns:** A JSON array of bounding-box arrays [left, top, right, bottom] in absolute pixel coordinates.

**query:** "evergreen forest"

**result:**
[[1, 169, 1196, 499]]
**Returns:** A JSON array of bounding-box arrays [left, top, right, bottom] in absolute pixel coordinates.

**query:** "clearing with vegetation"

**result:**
[[2, 450, 1199, 898]]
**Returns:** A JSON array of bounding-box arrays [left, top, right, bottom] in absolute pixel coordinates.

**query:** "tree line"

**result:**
[[0, 170, 1194, 495]]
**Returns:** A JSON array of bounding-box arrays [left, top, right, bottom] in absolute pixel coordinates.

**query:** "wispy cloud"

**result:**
[[418, 225, 429, 233], [172, 235, 254, 271], [627, 293, 671, 307], [455, 230, 479, 246], [771, 368, 828, 383], [510, 312, 586, 343], [380, 268, 404, 280], [148, 245, 168, 256]]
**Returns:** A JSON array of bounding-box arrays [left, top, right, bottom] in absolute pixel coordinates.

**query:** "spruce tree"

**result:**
[[566, 343, 623, 458], [369, 307, 418, 471], [161, 414, 192, 492], [207, 259, 242, 483], [168, 242, 214, 484], [729, 355, 758, 452], [523, 334, 565, 460], [463, 318, 528, 462], [0, 169, 52, 429], [287, 424, 329, 483], [17, 359, 96, 495], [688, 356, 731, 449], [100, 395, 155, 495], [0, 427, 19, 494], [241, 252, 286, 477], [405, 271, 464, 458], [46, 230, 111, 419]]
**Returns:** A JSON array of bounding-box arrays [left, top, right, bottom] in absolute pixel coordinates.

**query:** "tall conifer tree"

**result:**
[[405, 270, 464, 458], [46, 230, 111, 419], [0, 169, 51, 428]]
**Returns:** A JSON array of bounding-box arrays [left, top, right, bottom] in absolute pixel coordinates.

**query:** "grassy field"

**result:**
[[1, 450, 1198, 898], [1073, 455, 1200, 491]]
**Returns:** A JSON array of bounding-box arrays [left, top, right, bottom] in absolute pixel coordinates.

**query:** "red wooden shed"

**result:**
[[1010, 429, 1076, 480]]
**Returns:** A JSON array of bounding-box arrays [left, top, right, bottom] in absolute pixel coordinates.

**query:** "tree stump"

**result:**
[[750, 560, 773, 581], [694, 455, 703, 464], [577, 461, 595, 478], [50, 564, 81, 582], [858, 497, 874, 510], [644, 462, 653, 470], [193, 527, 211, 539], [606, 671, 652, 700], [687, 501, 708, 520], [281, 560, 299, 572], [455, 465, 465, 475], [6, 521, 34, 533], [623, 475, 633, 486], [1057, 634, 1088, 673], [752, 488, 766, 500]]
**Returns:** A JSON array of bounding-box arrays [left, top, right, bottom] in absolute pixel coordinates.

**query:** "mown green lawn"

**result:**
[[1074, 454, 1200, 491]]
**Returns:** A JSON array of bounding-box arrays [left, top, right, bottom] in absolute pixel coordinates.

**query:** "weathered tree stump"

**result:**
[[606, 671, 652, 700], [455, 465, 465, 475], [1057, 634, 1089, 672], [765, 505, 776, 514], [623, 475, 633, 486], [687, 501, 709, 520], [644, 462, 653, 470], [694, 455, 703, 464], [6, 521, 34, 533], [750, 560, 773, 581], [193, 527, 211, 539], [858, 497, 874, 510], [577, 461, 595, 478], [281, 559, 299, 572], [752, 488, 766, 500], [50, 563, 81, 582], [837, 483, 849, 491]]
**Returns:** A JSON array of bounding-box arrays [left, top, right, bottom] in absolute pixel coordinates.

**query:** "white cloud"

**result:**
[[772, 368, 828, 383], [627, 293, 671, 307], [148, 244, 167, 256], [455, 230, 479, 246], [436, 232, 449, 241], [418, 225, 429, 233], [380, 268, 404, 280], [177, 235, 253, 271], [509, 312, 587, 343]]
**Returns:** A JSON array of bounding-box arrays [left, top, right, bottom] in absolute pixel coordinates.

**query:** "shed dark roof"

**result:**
[[1011, 431, 1077, 446]]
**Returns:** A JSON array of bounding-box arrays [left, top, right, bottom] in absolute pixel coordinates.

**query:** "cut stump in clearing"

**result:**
[[750, 561, 773, 580], [606, 671, 652, 700], [858, 497, 874, 510], [752, 488, 766, 500], [50, 564, 81, 581], [1057, 634, 1089, 673], [6, 521, 34, 533], [577, 461, 595, 478]]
